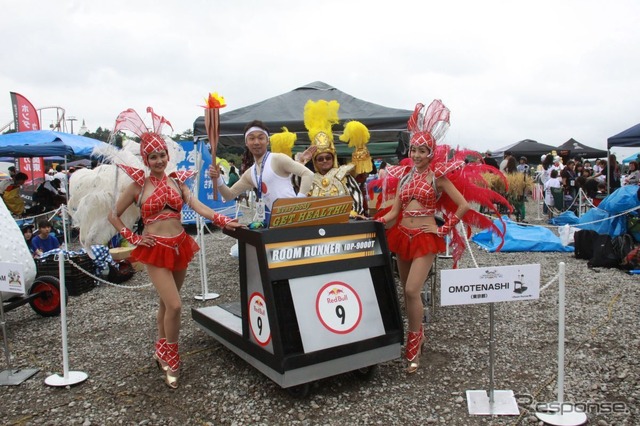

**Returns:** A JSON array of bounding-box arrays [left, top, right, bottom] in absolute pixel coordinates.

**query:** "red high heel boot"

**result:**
[[405, 326, 425, 374], [162, 341, 180, 389], [153, 338, 169, 372]]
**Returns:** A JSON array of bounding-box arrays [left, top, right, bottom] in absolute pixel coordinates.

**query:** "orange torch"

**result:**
[[203, 91, 226, 200]]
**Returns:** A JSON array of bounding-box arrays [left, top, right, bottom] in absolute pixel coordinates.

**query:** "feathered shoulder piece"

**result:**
[[431, 146, 512, 263]]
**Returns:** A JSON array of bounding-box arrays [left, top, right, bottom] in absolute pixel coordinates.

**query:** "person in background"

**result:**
[[31, 219, 60, 257], [560, 160, 578, 205], [227, 165, 240, 187], [108, 107, 243, 389], [583, 160, 592, 175], [21, 223, 36, 257], [607, 154, 621, 190], [377, 161, 389, 179], [516, 156, 529, 174], [592, 181, 607, 207], [1, 172, 28, 216], [503, 156, 518, 174], [208, 120, 314, 226], [544, 169, 562, 218], [624, 161, 639, 186], [499, 150, 513, 173], [53, 165, 68, 194], [592, 159, 603, 176], [483, 151, 499, 169], [8, 166, 16, 179]]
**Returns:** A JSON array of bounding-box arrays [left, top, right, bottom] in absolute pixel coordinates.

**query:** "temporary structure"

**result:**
[[556, 138, 607, 159], [193, 81, 412, 157], [608, 122, 640, 149], [0, 130, 103, 157], [491, 139, 558, 165]]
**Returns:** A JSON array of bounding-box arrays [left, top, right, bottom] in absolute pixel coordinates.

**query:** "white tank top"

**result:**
[[250, 153, 296, 210]]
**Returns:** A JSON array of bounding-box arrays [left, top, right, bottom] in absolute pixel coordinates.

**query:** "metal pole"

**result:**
[[0, 294, 13, 372], [557, 262, 565, 406], [489, 302, 495, 405]]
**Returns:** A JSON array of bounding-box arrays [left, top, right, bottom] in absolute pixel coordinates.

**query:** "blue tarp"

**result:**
[[0, 130, 103, 157], [549, 211, 580, 226], [622, 152, 639, 164], [575, 185, 640, 236], [472, 216, 574, 252]]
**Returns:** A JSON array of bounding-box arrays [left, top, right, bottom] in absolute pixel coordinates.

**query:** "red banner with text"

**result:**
[[18, 157, 45, 185], [10, 92, 40, 132]]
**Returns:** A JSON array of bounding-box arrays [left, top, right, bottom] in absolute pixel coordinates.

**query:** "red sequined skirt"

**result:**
[[130, 230, 200, 271], [386, 224, 445, 261]]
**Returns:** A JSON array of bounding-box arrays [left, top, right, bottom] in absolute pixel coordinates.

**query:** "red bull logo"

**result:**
[[326, 287, 348, 303], [252, 300, 266, 315]]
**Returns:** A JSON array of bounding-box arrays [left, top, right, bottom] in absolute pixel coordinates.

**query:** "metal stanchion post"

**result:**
[[45, 254, 88, 387], [536, 262, 587, 425]]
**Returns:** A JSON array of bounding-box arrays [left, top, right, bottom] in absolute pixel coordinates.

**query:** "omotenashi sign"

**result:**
[[440, 264, 540, 306]]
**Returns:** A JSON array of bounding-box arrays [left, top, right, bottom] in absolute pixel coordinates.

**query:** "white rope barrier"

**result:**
[[65, 255, 153, 289], [17, 206, 63, 222]]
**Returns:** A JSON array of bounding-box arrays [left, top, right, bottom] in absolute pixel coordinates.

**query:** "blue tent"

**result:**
[[0, 130, 103, 157], [608, 122, 640, 149]]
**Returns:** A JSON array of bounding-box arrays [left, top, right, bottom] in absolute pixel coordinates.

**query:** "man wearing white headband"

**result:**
[[209, 120, 313, 226]]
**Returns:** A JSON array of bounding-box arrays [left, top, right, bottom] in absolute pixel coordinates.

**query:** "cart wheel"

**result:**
[[28, 276, 66, 317], [286, 382, 310, 398], [353, 364, 377, 381]]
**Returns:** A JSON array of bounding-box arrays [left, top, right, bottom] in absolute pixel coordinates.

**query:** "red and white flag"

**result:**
[[10, 92, 40, 132]]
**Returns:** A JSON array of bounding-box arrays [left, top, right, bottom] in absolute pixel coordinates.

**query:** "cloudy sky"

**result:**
[[1, 0, 639, 158]]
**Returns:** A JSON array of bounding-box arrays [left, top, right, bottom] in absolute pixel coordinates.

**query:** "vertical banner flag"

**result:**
[[18, 157, 45, 185], [10, 92, 40, 132]]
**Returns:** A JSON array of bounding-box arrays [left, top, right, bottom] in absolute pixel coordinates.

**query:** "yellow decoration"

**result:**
[[270, 127, 297, 158], [304, 100, 340, 168], [340, 120, 372, 175]]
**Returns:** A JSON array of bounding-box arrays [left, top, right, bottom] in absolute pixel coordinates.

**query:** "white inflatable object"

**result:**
[[0, 201, 36, 298]]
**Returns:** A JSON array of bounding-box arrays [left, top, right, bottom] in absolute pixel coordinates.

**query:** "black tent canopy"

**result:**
[[491, 139, 558, 164], [608, 122, 640, 148], [556, 138, 607, 159], [193, 81, 412, 157]]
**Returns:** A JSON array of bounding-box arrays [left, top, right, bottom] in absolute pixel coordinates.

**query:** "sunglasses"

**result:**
[[316, 155, 333, 162]]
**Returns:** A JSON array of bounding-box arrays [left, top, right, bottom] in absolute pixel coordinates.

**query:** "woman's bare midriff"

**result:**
[[143, 214, 184, 237], [400, 199, 437, 229]]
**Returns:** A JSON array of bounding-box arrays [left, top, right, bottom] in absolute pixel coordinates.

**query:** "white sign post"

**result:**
[[45, 254, 88, 387], [441, 263, 541, 416], [0, 262, 39, 385]]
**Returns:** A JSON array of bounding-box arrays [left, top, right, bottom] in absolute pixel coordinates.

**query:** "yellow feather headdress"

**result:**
[[339, 120, 372, 174], [270, 126, 297, 158], [304, 100, 340, 168]]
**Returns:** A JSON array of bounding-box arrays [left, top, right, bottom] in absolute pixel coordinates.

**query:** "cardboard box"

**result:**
[[109, 246, 135, 261]]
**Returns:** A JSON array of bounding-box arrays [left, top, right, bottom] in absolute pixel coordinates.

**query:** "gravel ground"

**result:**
[[2, 200, 638, 426]]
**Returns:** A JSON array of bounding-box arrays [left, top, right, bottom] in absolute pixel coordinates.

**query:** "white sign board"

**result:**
[[289, 268, 385, 353], [440, 264, 540, 306], [0, 262, 26, 294]]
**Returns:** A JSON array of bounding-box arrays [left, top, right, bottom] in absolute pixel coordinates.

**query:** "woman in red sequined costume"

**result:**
[[377, 101, 508, 373], [108, 108, 244, 388]]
